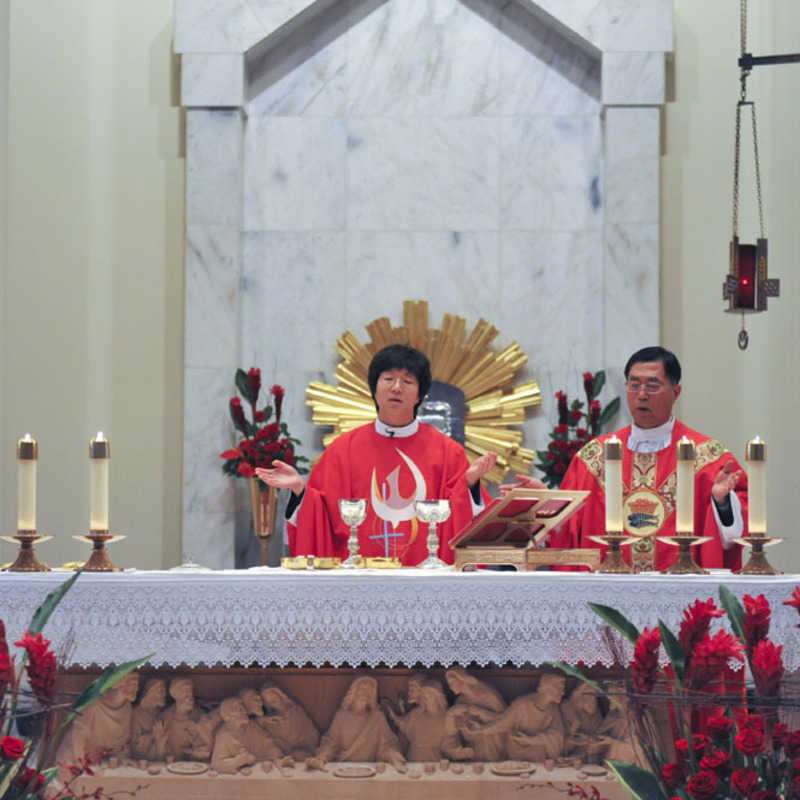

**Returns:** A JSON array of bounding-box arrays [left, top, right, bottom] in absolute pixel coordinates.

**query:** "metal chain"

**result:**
[[751, 104, 765, 237], [732, 103, 741, 237]]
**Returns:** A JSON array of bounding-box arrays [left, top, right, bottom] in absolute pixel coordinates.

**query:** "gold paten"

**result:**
[[306, 300, 541, 483], [363, 556, 402, 569], [281, 556, 343, 570]]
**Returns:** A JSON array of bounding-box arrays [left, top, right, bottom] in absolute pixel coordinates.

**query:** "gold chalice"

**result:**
[[415, 499, 451, 569], [338, 498, 366, 568]]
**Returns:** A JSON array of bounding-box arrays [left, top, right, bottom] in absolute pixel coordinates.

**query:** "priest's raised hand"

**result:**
[[255, 460, 305, 496]]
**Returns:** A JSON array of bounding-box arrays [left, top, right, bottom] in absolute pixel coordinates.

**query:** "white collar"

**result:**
[[374, 418, 419, 438], [627, 417, 675, 453]]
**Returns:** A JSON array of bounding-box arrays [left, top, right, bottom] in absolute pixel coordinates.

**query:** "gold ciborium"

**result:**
[[415, 499, 451, 569], [338, 498, 366, 568]]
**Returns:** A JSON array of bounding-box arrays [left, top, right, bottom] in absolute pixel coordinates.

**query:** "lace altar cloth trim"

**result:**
[[1, 570, 798, 670]]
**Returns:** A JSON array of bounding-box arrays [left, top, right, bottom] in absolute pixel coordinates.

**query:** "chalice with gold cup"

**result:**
[[415, 499, 451, 569], [338, 498, 366, 568]]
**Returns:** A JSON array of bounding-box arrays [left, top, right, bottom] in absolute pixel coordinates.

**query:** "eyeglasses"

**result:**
[[625, 379, 667, 395]]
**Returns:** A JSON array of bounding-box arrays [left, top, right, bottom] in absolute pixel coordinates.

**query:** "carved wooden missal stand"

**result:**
[[450, 487, 599, 571]]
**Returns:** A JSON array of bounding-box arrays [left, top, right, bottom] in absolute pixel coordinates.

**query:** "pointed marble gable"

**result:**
[[176, 0, 674, 568]]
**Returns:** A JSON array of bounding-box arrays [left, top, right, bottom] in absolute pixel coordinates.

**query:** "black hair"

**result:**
[[624, 346, 682, 385], [367, 345, 431, 416]]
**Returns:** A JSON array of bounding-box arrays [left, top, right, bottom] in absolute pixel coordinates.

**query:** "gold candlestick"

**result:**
[[73, 433, 124, 571], [660, 437, 710, 574], [735, 437, 782, 575], [3, 435, 51, 572]]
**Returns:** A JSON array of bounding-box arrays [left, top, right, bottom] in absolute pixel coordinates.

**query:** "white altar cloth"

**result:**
[[1, 569, 799, 670]]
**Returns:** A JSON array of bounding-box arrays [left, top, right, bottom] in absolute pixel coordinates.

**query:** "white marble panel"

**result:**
[[520, 0, 607, 51], [499, 230, 603, 371], [183, 510, 236, 570], [602, 52, 664, 106], [599, 0, 673, 53], [245, 2, 348, 117], [184, 367, 238, 519], [248, 0, 335, 36], [603, 223, 659, 365], [347, 0, 500, 116], [182, 54, 244, 108], [501, 115, 603, 231], [495, 3, 601, 116], [174, 0, 267, 54], [345, 232, 501, 328], [244, 117, 347, 230], [605, 107, 660, 224], [347, 118, 500, 231], [186, 110, 243, 227], [185, 226, 241, 368]]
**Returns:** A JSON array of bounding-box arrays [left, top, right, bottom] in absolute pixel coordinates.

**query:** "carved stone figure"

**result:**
[[61, 671, 140, 764], [387, 679, 449, 762], [443, 667, 506, 761], [160, 677, 214, 762], [131, 678, 168, 761], [258, 682, 319, 759], [232, 687, 282, 761], [307, 676, 405, 771], [210, 697, 258, 774], [465, 673, 566, 762]]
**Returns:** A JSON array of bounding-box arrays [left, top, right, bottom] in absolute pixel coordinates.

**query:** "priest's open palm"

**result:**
[[711, 458, 742, 503], [255, 460, 305, 495]]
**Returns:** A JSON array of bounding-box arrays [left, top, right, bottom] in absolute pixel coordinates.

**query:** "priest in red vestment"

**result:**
[[506, 347, 748, 571], [255, 345, 497, 566]]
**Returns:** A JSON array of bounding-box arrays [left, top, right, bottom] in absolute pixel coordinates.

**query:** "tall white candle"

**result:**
[[676, 436, 696, 533], [746, 436, 766, 534], [17, 433, 37, 531], [605, 437, 623, 532], [89, 431, 110, 531]]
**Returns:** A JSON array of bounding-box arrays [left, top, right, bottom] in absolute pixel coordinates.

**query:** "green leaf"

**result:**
[[545, 661, 622, 711], [598, 396, 621, 429], [63, 654, 154, 727], [235, 368, 251, 403], [28, 570, 81, 635], [588, 602, 641, 645], [658, 619, 686, 684], [592, 370, 606, 398], [40, 766, 59, 787], [606, 760, 669, 800], [719, 584, 746, 642]]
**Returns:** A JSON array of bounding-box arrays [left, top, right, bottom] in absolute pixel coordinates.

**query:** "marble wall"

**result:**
[[176, 0, 673, 568]]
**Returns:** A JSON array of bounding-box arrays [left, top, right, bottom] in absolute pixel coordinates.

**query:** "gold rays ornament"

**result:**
[[306, 300, 541, 484]]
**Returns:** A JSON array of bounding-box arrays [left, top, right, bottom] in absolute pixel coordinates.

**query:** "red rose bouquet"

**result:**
[[553, 586, 800, 800], [535, 370, 620, 488], [0, 572, 150, 799], [220, 367, 308, 483]]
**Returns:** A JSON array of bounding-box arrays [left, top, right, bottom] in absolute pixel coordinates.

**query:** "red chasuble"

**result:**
[[554, 420, 748, 571], [289, 422, 482, 566]]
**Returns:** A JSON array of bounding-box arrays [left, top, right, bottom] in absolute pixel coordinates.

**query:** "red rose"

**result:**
[[751, 639, 783, 697], [791, 757, 800, 771], [220, 447, 243, 460], [771, 722, 789, 750], [743, 593, 771, 652], [553, 462, 567, 476], [14, 766, 44, 793], [791, 776, 800, 797], [706, 714, 734, 740], [555, 424, 568, 436], [1, 735, 25, 760], [700, 746, 730, 773], [740, 713, 764, 732], [784, 730, 800, 758], [735, 727, 766, 756], [686, 769, 718, 800], [630, 627, 661, 694], [237, 462, 256, 478], [254, 410, 265, 422], [751, 792, 779, 800], [661, 761, 685, 789], [576, 427, 588, 438], [731, 767, 758, 796], [569, 409, 582, 423], [14, 631, 56, 703], [675, 734, 710, 761]]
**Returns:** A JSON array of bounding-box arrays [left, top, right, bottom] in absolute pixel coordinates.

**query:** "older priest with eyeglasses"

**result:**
[[513, 346, 748, 570]]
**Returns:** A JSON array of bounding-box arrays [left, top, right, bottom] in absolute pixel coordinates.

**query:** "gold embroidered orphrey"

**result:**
[[577, 436, 726, 572], [305, 300, 542, 484]]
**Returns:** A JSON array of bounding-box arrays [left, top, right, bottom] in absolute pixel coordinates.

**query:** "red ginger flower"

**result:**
[[229, 397, 248, 434], [750, 638, 783, 697], [589, 400, 600, 435], [688, 630, 745, 690], [784, 586, 800, 626], [583, 371, 595, 399], [630, 627, 661, 694], [1, 735, 25, 760], [735, 726, 766, 756], [0, 620, 12, 696], [678, 598, 724, 659], [246, 367, 261, 405], [731, 766, 759, 796], [743, 593, 771, 653], [555, 391, 568, 425], [270, 385, 284, 423], [686, 769, 719, 800], [15, 630, 57, 703]]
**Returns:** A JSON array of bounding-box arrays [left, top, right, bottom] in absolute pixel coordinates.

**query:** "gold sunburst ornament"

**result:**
[[306, 300, 541, 484]]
